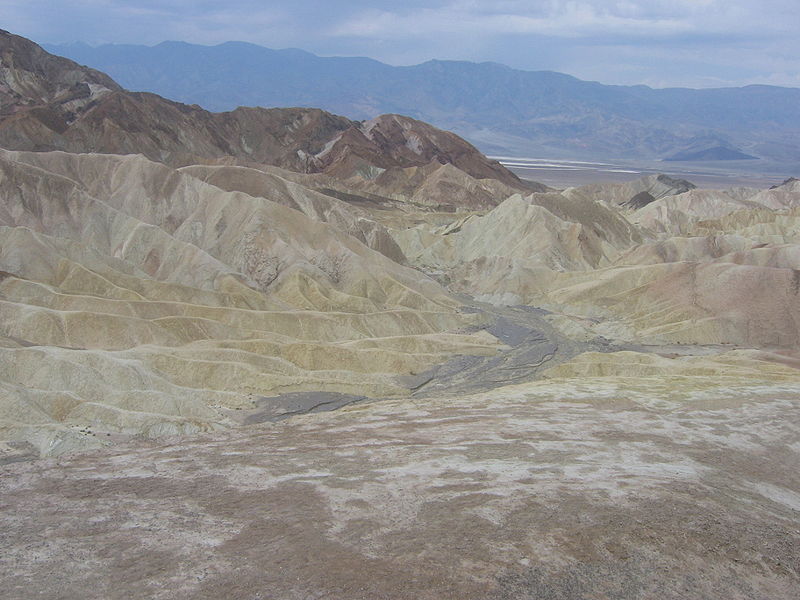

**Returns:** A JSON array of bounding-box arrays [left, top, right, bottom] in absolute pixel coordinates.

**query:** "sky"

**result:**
[[3, 0, 799, 88]]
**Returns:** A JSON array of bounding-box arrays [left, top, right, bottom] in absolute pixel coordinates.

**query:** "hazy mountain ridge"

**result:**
[[45, 39, 800, 162], [0, 31, 532, 210]]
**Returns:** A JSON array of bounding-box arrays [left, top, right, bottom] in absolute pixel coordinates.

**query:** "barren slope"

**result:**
[[3, 354, 799, 598], [0, 149, 503, 456], [392, 175, 800, 348]]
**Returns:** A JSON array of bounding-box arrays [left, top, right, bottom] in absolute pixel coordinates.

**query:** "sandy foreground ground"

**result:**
[[2, 376, 799, 600]]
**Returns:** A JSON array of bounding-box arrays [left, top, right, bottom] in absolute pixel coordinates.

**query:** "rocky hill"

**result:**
[[0, 148, 505, 456], [391, 174, 800, 347], [0, 31, 537, 210], [45, 38, 800, 163]]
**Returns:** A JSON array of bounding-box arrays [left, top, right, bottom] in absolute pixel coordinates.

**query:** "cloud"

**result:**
[[332, 6, 687, 39], [330, 1, 797, 40], [323, 1, 799, 87]]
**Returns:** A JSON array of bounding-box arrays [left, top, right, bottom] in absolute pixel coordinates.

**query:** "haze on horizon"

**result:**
[[2, 0, 798, 90]]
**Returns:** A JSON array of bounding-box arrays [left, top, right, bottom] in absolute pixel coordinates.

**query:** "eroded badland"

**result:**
[[0, 30, 798, 599]]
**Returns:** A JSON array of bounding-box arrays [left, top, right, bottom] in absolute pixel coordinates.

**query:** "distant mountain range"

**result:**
[[45, 40, 800, 165], [0, 30, 534, 212]]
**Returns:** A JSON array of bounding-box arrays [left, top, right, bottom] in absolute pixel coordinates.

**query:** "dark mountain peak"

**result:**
[[623, 190, 656, 210], [655, 174, 696, 192], [216, 40, 264, 49], [770, 177, 800, 189], [665, 145, 758, 162], [661, 133, 759, 162], [0, 30, 120, 118], [360, 114, 524, 187], [154, 40, 192, 48], [0, 31, 117, 89]]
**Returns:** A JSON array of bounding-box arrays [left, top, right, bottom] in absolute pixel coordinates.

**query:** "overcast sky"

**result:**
[[3, 0, 798, 88]]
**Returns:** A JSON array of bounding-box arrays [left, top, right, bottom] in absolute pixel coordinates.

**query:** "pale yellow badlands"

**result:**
[[0, 149, 502, 456], [2, 148, 800, 458], [391, 178, 800, 347]]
